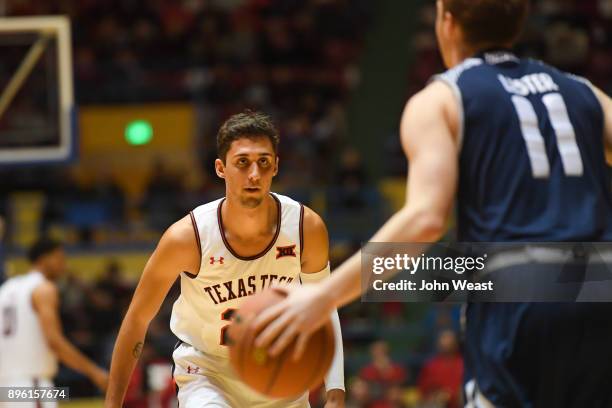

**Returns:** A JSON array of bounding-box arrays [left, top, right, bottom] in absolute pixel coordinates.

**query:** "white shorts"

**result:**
[[172, 342, 310, 408], [0, 378, 57, 408]]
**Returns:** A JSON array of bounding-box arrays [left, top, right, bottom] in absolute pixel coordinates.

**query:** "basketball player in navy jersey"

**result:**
[[106, 111, 345, 407], [255, 1, 612, 406]]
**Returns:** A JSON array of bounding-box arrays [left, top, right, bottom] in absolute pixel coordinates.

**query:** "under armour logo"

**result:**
[[187, 365, 200, 374], [276, 245, 297, 259], [210, 256, 224, 265]]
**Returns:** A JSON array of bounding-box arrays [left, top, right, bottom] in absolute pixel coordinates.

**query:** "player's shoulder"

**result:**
[[435, 57, 485, 85], [272, 192, 302, 210], [31, 279, 58, 306], [34, 279, 57, 295], [272, 192, 307, 228], [404, 80, 458, 127], [160, 215, 199, 253], [299, 204, 329, 268], [301, 205, 328, 244], [528, 58, 595, 87], [302, 205, 326, 230], [8, 271, 49, 292], [271, 192, 325, 230], [190, 197, 224, 219], [412, 80, 456, 105]]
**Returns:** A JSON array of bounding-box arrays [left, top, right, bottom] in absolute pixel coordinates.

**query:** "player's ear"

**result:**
[[215, 158, 225, 179], [436, 1, 453, 36], [273, 156, 279, 177], [444, 9, 457, 39]]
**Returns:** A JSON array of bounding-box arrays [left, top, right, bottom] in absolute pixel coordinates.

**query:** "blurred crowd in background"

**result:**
[[1, 0, 612, 407], [1, 0, 382, 248]]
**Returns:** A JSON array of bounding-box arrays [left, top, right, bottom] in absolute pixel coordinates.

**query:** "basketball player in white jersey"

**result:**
[[106, 111, 345, 407], [0, 239, 109, 407]]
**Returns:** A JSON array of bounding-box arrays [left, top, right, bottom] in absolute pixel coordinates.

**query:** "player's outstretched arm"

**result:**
[[591, 86, 612, 164], [105, 216, 199, 408], [32, 281, 109, 391], [255, 80, 459, 358]]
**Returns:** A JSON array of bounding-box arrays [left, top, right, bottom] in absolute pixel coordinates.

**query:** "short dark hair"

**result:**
[[216, 110, 280, 162], [442, 0, 529, 48], [27, 238, 62, 263]]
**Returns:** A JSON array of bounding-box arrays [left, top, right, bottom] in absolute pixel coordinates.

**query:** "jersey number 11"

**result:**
[[511, 93, 584, 179]]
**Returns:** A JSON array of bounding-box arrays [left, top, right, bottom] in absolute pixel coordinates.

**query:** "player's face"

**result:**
[[215, 137, 278, 208], [43, 248, 66, 279]]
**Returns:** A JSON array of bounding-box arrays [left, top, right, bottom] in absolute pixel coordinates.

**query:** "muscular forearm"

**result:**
[[325, 207, 445, 309], [105, 314, 148, 407]]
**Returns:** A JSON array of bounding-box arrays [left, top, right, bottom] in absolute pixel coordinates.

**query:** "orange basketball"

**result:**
[[227, 289, 335, 399]]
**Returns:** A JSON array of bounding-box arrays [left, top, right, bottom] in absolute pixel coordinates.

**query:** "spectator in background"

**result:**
[[336, 148, 367, 190], [59, 273, 91, 340], [92, 171, 126, 228], [360, 340, 407, 405], [41, 168, 80, 238], [419, 305, 461, 355], [346, 377, 373, 408], [417, 330, 463, 408], [313, 102, 348, 161], [141, 160, 184, 231], [332, 148, 369, 211], [88, 260, 131, 338], [380, 385, 407, 408]]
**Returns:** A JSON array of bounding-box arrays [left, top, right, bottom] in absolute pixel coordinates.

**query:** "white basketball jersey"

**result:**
[[0, 271, 58, 381], [170, 193, 304, 358]]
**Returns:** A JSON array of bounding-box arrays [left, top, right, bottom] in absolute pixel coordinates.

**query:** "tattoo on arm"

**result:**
[[132, 342, 143, 359]]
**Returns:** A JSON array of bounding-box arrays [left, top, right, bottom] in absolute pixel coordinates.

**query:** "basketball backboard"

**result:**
[[0, 16, 75, 165]]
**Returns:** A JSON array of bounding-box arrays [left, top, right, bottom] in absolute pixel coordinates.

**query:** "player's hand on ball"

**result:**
[[254, 283, 334, 360], [324, 389, 346, 408]]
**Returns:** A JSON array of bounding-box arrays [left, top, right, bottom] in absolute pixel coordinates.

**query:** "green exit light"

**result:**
[[125, 120, 153, 145]]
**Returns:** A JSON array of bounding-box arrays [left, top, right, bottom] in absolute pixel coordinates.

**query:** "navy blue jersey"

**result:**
[[434, 50, 612, 242]]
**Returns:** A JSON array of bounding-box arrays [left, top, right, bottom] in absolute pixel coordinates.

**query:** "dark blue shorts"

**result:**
[[464, 302, 612, 408]]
